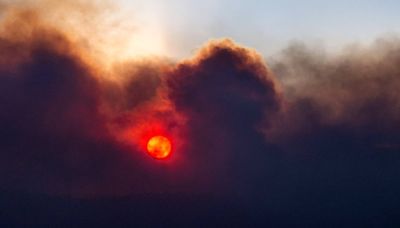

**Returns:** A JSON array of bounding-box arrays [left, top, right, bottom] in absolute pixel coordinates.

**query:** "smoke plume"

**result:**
[[0, 2, 400, 225], [0, 1, 283, 196]]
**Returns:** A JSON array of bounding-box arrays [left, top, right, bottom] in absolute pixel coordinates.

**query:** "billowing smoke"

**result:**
[[0, 1, 283, 197], [0, 3, 126, 195], [167, 39, 282, 195], [1, 0, 400, 226]]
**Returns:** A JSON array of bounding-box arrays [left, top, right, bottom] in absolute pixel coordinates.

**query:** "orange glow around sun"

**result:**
[[146, 136, 172, 159]]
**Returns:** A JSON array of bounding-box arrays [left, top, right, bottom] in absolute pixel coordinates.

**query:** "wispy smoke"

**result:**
[[268, 39, 400, 152]]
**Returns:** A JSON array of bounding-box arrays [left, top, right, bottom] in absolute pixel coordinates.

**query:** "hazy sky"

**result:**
[[114, 0, 400, 58]]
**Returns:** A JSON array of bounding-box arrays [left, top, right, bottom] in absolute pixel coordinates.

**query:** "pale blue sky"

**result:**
[[116, 0, 400, 58]]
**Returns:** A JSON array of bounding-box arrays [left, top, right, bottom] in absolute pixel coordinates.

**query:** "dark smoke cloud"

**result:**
[[1, 1, 400, 226], [0, 8, 122, 194], [167, 39, 282, 195], [268, 39, 400, 152], [260, 40, 400, 226], [0, 3, 175, 195], [0, 3, 283, 197]]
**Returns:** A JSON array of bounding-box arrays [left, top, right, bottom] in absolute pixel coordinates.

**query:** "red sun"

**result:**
[[146, 136, 172, 159]]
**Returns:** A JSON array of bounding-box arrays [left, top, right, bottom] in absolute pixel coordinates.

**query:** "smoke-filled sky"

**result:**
[[1, 0, 400, 226], [117, 0, 400, 58]]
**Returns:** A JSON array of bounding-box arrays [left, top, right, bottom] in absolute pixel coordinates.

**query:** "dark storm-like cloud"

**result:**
[[166, 39, 282, 195]]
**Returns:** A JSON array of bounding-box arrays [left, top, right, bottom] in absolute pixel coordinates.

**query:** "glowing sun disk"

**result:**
[[146, 136, 172, 159]]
